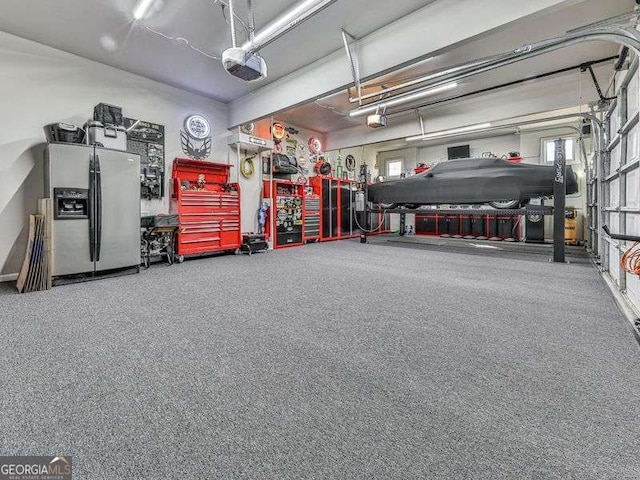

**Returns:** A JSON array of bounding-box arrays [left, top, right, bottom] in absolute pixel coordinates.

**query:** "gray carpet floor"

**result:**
[[1, 239, 640, 479]]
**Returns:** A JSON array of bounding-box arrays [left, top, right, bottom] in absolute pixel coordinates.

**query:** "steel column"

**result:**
[[553, 138, 567, 263]]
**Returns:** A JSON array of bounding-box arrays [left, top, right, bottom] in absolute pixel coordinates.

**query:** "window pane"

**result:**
[[565, 139, 574, 160], [388, 160, 402, 177], [545, 138, 574, 162], [546, 141, 555, 162]]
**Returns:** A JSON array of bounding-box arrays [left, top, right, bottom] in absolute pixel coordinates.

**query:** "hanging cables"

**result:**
[[138, 0, 254, 61], [314, 100, 350, 116], [140, 24, 221, 59]]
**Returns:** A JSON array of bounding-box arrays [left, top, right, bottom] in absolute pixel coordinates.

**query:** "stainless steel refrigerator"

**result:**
[[45, 143, 141, 282]]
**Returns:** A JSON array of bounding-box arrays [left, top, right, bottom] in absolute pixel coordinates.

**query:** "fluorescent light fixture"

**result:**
[[349, 83, 458, 117], [241, 0, 337, 51], [133, 0, 155, 20], [406, 123, 492, 142]]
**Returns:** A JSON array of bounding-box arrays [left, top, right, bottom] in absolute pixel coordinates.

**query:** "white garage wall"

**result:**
[[0, 31, 229, 278], [417, 135, 520, 166]]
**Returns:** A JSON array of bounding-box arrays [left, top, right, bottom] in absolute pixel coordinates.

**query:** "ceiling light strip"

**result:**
[[406, 123, 492, 142], [349, 82, 458, 117], [348, 56, 498, 104], [242, 0, 339, 52], [133, 0, 155, 20]]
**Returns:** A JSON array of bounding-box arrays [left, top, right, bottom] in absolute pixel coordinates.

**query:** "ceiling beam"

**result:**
[[324, 64, 608, 150], [227, 0, 585, 127]]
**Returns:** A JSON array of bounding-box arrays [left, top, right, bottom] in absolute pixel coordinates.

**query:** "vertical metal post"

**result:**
[[359, 164, 368, 243], [553, 138, 566, 263], [596, 116, 606, 263], [228, 0, 237, 48], [619, 85, 628, 290]]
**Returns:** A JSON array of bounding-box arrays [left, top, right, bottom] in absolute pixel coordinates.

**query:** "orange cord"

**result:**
[[620, 242, 640, 275]]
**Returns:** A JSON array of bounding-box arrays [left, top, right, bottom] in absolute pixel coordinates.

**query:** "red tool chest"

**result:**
[[263, 180, 305, 249], [171, 158, 241, 258], [304, 193, 321, 242]]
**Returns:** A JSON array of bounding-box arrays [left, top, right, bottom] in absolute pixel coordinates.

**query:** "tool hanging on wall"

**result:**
[[241, 157, 255, 178], [314, 157, 332, 176]]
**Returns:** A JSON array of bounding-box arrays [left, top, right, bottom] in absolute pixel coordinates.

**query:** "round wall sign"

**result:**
[[272, 123, 286, 140], [241, 122, 255, 135], [345, 154, 356, 171], [308, 137, 322, 155], [184, 115, 211, 140]]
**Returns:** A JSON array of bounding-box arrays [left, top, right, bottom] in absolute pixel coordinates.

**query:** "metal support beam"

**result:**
[[342, 29, 362, 107], [582, 63, 617, 103], [359, 164, 369, 243], [553, 138, 567, 263]]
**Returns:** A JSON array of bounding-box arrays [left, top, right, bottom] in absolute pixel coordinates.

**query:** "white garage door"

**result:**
[[601, 59, 640, 310]]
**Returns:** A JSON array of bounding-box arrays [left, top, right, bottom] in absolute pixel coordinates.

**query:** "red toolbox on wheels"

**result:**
[[171, 158, 241, 260]]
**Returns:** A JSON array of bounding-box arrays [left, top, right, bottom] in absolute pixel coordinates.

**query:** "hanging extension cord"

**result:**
[[353, 209, 388, 233], [621, 242, 640, 275]]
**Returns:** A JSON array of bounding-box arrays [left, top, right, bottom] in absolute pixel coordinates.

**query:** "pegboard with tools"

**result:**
[[124, 117, 166, 200]]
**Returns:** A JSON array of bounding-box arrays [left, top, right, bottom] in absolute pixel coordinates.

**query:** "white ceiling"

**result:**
[[0, 0, 435, 103], [276, 0, 635, 133]]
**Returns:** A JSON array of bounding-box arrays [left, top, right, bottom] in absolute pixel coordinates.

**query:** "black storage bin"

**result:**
[[44, 123, 86, 144], [488, 216, 499, 238], [93, 103, 123, 126], [438, 215, 448, 235], [447, 215, 460, 236], [415, 215, 437, 235], [460, 215, 472, 236], [497, 216, 514, 239], [471, 215, 485, 236]]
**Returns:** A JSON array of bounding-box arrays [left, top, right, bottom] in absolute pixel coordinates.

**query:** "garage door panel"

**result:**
[[610, 178, 620, 207], [628, 73, 639, 118], [609, 241, 621, 283], [611, 143, 621, 174], [626, 124, 639, 165], [626, 213, 640, 236], [626, 274, 640, 311], [610, 105, 621, 139], [626, 168, 639, 209]]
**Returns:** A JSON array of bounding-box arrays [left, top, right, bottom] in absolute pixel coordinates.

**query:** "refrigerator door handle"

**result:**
[[95, 154, 102, 262], [89, 154, 96, 262]]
